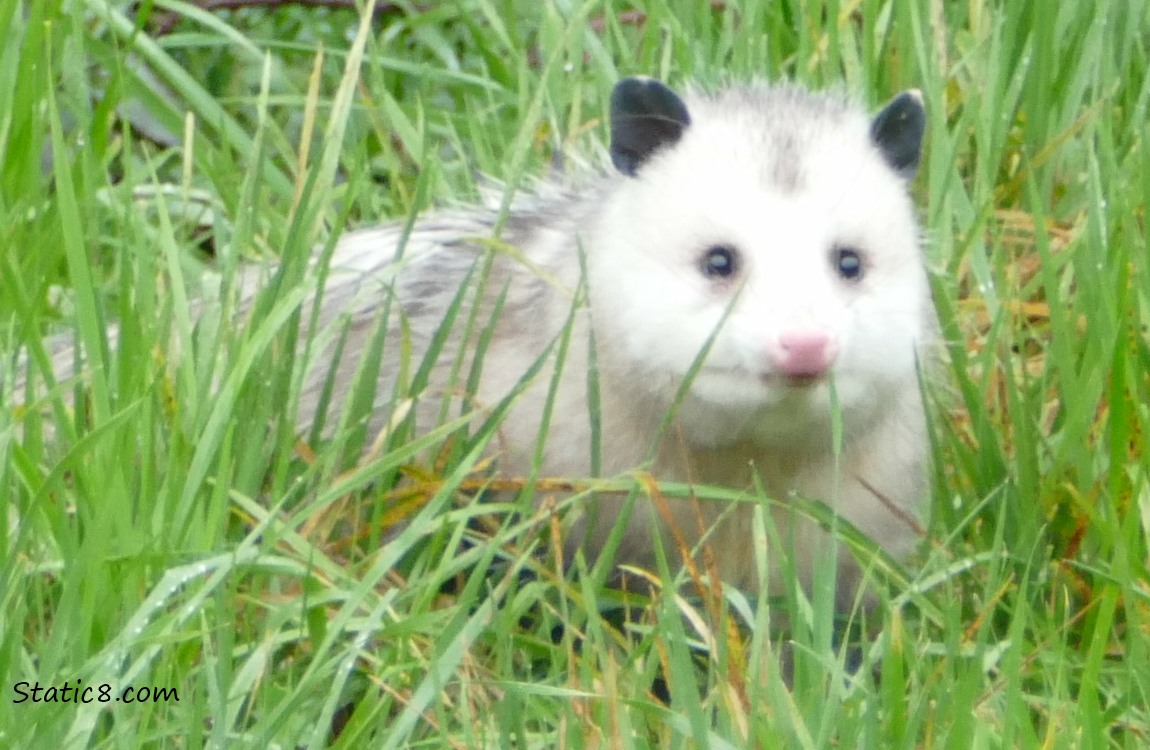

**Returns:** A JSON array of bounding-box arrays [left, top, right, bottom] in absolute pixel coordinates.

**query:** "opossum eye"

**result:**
[[832, 246, 865, 281], [700, 245, 740, 279]]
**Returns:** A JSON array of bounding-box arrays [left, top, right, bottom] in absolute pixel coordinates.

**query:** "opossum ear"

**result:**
[[610, 77, 691, 177], [870, 89, 925, 179]]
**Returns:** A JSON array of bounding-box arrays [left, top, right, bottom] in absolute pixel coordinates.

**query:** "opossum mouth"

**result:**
[[752, 371, 827, 389], [694, 368, 823, 393], [778, 374, 826, 388], [696, 367, 828, 394]]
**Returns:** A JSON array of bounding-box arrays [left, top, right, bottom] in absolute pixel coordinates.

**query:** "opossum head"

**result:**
[[591, 77, 929, 447]]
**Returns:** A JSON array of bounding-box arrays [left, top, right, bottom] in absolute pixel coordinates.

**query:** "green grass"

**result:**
[[2, 0, 1149, 747]]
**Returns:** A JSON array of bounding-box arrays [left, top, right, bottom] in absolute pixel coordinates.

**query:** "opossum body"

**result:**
[[310, 78, 932, 599], [25, 78, 932, 601]]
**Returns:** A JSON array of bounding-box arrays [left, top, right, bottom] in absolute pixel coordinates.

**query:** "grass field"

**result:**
[[2, 0, 1149, 747]]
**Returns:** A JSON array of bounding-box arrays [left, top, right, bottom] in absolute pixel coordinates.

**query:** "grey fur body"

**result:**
[[299, 80, 932, 599], [18, 79, 933, 600]]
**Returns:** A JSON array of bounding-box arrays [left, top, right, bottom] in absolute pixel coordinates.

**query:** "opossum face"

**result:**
[[593, 79, 929, 446]]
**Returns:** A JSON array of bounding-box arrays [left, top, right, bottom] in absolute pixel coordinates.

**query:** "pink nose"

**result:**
[[770, 329, 838, 377]]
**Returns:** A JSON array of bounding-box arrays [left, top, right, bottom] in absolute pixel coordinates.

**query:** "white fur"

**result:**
[[20, 82, 934, 601], [315, 84, 935, 599]]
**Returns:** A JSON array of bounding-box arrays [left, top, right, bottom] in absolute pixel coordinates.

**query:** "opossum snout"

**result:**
[[767, 328, 839, 377]]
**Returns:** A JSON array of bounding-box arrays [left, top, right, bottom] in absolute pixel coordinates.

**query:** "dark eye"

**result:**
[[700, 245, 740, 279], [833, 246, 865, 281]]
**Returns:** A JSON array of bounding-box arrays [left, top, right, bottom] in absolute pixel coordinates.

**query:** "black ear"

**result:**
[[609, 77, 691, 177], [870, 90, 925, 179]]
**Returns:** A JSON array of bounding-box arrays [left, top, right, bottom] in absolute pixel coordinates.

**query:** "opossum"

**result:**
[[17, 77, 932, 604]]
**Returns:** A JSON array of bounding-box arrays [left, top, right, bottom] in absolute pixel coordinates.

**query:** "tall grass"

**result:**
[[2, 0, 1148, 747]]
